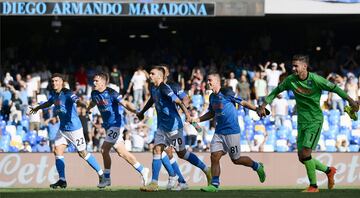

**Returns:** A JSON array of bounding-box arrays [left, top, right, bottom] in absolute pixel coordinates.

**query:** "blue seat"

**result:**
[[352, 120, 360, 129], [276, 145, 288, 152], [326, 146, 337, 152], [349, 145, 359, 152], [25, 131, 38, 146], [277, 127, 288, 139], [8, 146, 19, 152]]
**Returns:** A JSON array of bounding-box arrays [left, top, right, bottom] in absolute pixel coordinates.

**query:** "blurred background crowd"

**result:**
[[1, 16, 360, 153]]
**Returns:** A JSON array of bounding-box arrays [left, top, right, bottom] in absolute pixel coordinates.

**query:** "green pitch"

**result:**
[[1, 187, 359, 198]]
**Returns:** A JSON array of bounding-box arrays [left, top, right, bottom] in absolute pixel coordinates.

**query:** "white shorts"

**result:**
[[104, 127, 124, 146], [154, 128, 185, 152], [54, 128, 86, 152], [210, 133, 241, 160]]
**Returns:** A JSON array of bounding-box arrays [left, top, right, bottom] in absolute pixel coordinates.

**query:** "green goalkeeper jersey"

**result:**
[[265, 72, 348, 123]]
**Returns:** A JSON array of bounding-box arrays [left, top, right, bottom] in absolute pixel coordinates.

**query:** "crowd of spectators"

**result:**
[[1, 26, 360, 153]]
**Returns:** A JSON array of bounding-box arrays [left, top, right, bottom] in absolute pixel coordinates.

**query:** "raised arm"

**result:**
[[279, 63, 286, 73]]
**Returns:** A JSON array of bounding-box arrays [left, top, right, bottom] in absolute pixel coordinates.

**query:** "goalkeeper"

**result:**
[[257, 54, 359, 192]]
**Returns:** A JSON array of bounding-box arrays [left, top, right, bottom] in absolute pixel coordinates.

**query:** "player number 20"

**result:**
[[108, 130, 118, 139], [230, 146, 238, 154]]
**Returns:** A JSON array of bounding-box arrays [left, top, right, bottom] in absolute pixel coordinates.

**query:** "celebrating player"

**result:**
[[257, 54, 359, 192], [191, 72, 266, 192], [138, 66, 211, 192], [86, 72, 149, 188], [159, 65, 190, 190], [29, 73, 104, 189]]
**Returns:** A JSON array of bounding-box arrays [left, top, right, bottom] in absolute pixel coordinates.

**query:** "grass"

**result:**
[[1, 187, 359, 198]]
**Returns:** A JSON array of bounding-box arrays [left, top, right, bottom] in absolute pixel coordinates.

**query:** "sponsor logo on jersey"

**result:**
[[294, 86, 313, 95]]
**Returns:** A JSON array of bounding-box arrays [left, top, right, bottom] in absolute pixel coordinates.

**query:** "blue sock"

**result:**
[[133, 162, 144, 174], [55, 156, 65, 181], [170, 157, 186, 183], [84, 153, 103, 175], [152, 154, 162, 182], [161, 152, 176, 177], [184, 151, 206, 171], [104, 169, 110, 179], [252, 161, 259, 171], [211, 176, 220, 188]]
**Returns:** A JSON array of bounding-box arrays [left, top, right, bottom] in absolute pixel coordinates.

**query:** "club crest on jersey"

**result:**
[[97, 100, 108, 105], [55, 100, 61, 105], [307, 80, 313, 87]]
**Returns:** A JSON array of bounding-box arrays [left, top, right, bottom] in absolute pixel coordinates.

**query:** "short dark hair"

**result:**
[[152, 66, 165, 77], [293, 54, 309, 65], [51, 73, 64, 80], [94, 72, 109, 83], [208, 72, 221, 80]]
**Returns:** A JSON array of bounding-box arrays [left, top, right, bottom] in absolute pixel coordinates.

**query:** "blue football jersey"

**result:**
[[168, 81, 187, 100], [48, 88, 82, 131], [91, 87, 122, 130], [209, 88, 241, 135], [150, 83, 183, 132]]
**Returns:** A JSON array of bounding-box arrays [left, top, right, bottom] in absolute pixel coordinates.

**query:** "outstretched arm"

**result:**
[[174, 98, 191, 122], [86, 101, 97, 113], [137, 97, 154, 120], [240, 100, 257, 111], [29, 101, 52, 114], [196, 110, 215, 122], [120, 100, 137, 114]]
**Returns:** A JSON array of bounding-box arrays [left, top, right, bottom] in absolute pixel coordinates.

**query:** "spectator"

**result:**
[[227, 72, 238, 92], [109, 65, 124, 93], [45, 116, 60, 151], [20, 141, 32, 152], [271, 93, 288, 129], [336, 139, 349, 152], [74, 66, 88, 94], [126, 66, 147, 109], [259, 61, 286, 93], [236, 74, 251, 101], [193, 140, 206, 152], [254, 72, 267, 105], [29, 98, 42, 133], [33, 138, 51, 152], [328, 74, 345, 115]]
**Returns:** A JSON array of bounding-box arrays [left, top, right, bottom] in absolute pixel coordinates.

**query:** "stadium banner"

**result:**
[[0, 0, 264, 16], [0, 152, 359, 188], [265, 0, 360, 14]]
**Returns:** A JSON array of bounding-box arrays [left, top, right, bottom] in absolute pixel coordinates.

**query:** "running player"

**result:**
[[191, 72, 266, 192], [160, 65, 190, 190], [257, 54, 359, 192], [86, 72, 149, 188], [138, 66, 211, 192], [29, 73, 104, 189]]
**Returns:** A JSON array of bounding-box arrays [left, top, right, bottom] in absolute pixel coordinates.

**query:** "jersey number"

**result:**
[[172, 138, 183, 146], [108, 130, 118, 139], [230, 146, 238, 154], [76, 138, 84, 147]]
